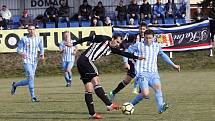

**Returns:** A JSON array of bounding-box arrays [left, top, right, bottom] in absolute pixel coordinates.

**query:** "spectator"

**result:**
[[44, 2, 59, 27], [193, 7, 205, 22], [152, 0, 165, 24], [78, 0, 92, 27], [93, 1, 105, 22], [165, 0, 178, 23], [140, 0, 152, 22], [0, 15, 7, 30], [19, 9, 33, 29], [103, 17, 112, 26], [127, 0, 140, 23], [59, 0, 70, 23], [177, 0, 186, 18], [90, 17, 100, 27], [115, 0, 127, 21], [0, 5, 12, 25], [209, 2, 215, 41]]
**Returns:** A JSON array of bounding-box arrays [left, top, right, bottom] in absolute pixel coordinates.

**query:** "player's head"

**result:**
[[63, 31, 71, 41], [144, 29, 154, 45], [139, 22, 148, 36], [27, 24, 36, 37], [110, 34, 123, 48]]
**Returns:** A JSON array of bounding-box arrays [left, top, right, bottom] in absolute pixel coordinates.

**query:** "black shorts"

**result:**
[[77, 55, 99, 84], [127, 59, 135, 78]]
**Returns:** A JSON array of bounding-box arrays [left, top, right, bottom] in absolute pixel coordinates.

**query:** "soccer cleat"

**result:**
[[108, 91, 115, 102], [158, 103, 169, 114], [107, 102, 120, 111], [11, 82, 17, 95], [31, 97, 40, 102], [66, 83, 71, 87], [89, 113, 103, 119]]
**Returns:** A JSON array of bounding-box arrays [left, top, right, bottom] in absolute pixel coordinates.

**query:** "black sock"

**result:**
[[112, 80, 127, 94], [94, 85, 112, 106], [85, 92, 95, 116]]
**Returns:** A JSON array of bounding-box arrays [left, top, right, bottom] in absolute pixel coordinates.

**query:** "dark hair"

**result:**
[[139, 21, 148, 28], [28, 23, 36, 27], [112, 33, 122, 39], [144, 29, 154, 36]]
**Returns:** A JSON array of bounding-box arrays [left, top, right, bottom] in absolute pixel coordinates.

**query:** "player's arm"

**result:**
[[111, 48, 144, 60], [73, 35, 111, 46], [16, 38, 27, 59], [59, 42, 65, 53], [159, 49, 180, 72], [38, 37, 44, 60]]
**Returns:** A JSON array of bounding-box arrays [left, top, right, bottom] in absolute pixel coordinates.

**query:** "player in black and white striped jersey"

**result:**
[[74, 34, 144, 119]]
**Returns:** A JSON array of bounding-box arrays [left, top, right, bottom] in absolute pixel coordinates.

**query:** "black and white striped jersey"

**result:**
[[74, 35, 139, 61]]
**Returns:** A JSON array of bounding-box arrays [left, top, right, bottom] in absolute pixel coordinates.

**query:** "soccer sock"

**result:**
[[14, 80, 29, 87], [112, 80, 127, 94], [155, 89, 164, 111], [68, 72, 72, 83], [94, 85, 112, 106], [64, 72, 70, 83], [28, 76, 35, 98], [85, 92, 95, 116], [130, 93, 143, 106]]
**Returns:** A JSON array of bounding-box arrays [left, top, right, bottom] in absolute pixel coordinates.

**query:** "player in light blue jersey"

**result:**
[[128, 29, 180, 113], [10, 24, 44, 102], [59, 31, 77, 87], [108, 22, 148, 101]]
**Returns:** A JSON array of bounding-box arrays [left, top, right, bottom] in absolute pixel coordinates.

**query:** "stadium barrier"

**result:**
[[0, 26, 112, 53]]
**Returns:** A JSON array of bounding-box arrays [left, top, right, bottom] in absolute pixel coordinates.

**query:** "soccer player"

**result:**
[[128, 29, 180, 113], [10, 24, 44, 102], [74, 34, 144, 119], [108, 22, 148, 101], [59, 31, 77, 87]]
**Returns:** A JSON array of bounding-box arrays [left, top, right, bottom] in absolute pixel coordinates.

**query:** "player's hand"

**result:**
[[40, 54, 45, 60], [173, 64, 180, 72], [21, 53, 27, 59], [138, 56, 145, 60], [124, 63, 130, 70]]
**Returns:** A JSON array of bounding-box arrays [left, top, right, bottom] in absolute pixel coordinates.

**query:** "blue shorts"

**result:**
[[137, 72, 160, 90], [62, 61, 74, 71]]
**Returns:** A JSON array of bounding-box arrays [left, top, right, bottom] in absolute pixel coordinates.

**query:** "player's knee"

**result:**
[[142, 89, 149, 97]]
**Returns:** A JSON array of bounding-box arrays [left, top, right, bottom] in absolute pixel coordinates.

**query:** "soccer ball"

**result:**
[[121, 102, 134, 115]]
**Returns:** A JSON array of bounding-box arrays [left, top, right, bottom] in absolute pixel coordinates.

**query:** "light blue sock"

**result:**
[[14, 80, 29, 87], [155, 89, 164, 112], [28, 76, 35, 98], [130, 93, 143, 106]]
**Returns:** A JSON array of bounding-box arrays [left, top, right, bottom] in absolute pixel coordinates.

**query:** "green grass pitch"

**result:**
[[0, 71, 215, 121]]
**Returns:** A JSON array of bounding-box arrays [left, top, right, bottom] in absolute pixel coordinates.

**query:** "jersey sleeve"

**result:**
[[111, 48, 138, 59], [16, 37, 25, 54], [158, 45, 175, 66]]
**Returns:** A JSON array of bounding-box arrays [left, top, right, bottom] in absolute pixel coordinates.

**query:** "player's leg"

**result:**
[[66, 61, 74, 86], [130, 76, 149, 106], [62, 62, 70, 86], [109, 75, 133, 101], [11, 63, 31, 95], [76, 56, 103, 119], [28, 63, 39, 102], [109, 61, 135, 101], [150, 74, 168, 113]]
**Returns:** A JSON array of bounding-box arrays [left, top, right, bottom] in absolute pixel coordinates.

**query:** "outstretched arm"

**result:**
[[159, 50, 180, 72], [111, 48, 144, 60]]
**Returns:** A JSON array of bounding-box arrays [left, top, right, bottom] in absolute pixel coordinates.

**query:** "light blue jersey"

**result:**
[[59, 40, 77, 62], [128, 41, 174, 75], [17, 36, 44, 64]]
